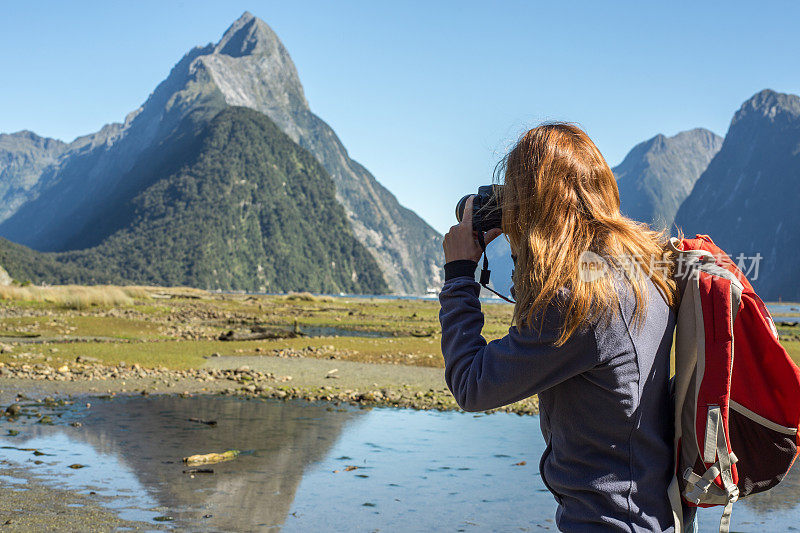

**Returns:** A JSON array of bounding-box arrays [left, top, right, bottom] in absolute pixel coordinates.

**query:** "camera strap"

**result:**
[[476, 232, 515, 304]]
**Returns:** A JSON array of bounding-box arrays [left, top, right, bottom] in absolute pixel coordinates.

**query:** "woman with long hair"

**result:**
[[440, 123, 685, 531]]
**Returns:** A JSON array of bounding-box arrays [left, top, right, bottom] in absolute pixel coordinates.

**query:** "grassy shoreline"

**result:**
[[1, 285, 798, 416]]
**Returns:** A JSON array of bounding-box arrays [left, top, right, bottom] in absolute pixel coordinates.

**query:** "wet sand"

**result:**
[[0, 465, 159, 532]]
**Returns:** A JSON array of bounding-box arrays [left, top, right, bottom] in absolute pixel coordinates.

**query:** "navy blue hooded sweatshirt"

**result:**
[[439, 262, 676, 532]]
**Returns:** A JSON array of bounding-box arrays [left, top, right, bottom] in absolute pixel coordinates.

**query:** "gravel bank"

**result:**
[[0, 355, 539, 415]]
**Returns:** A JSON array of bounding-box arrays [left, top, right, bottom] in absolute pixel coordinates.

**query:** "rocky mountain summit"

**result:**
[[0, 12, 442, 294], [614, 128, 722, 229], [675, 89, 800, 300]]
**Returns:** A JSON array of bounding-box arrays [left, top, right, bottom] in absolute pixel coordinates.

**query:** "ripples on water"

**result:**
[[0, 396, 797, 531]]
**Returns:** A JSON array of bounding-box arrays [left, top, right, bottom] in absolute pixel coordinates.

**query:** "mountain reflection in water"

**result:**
[[2, 396, 359, 530], [0, 396, 798, 531]]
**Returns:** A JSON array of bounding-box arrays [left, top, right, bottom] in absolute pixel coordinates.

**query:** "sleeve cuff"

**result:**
[[444, 260, 478, 281]]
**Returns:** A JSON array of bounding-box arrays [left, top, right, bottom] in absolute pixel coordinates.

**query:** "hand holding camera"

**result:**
[[444, 185, 514, 302], [443, 194, 502, 263]]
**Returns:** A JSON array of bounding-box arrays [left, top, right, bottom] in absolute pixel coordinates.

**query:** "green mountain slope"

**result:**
[[1, 108, 388, 293], [0, 238, 108, 284], [61, 107, 388, 293]]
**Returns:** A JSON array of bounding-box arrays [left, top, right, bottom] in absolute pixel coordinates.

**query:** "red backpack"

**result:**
[[667, 234, 800, 532]]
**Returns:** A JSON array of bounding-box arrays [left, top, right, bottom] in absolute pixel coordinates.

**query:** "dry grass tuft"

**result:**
[[0, 285, 150, 309], [155, 286, 209, 298], [281, 292, 334, 303], [119, 286, 154, 299]]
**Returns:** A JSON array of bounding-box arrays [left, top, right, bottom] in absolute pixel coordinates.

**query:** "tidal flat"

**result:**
[[1, 287, 799, 414], [0, 287, 540, 415]]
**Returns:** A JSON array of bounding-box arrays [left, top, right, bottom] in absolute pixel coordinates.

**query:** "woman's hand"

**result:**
[[443, 195, 502, 263]]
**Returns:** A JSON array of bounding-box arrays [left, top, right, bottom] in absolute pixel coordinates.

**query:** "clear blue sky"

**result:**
[[1, 1, 798, 233]]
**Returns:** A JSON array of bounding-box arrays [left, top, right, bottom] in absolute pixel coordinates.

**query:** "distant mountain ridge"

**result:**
[[0, 43, 228, 252], [0, 12, 441, 294], [614, 128, 722, 229], [674, 89, 800, 301], [0, 131, 66, 223]]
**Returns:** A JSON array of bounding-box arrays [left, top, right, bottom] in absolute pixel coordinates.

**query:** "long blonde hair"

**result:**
[[498, 123, 677, 345]]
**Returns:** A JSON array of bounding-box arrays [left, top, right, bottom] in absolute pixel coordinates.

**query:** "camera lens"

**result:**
[[455, 195, 471, 222]]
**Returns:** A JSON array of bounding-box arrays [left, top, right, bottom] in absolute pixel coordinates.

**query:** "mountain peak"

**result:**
[[196, 13, 309, 120], [736, 89, 800, 122], [673, 127, 718, 139], [614, 127, 722, 229], [215, 12, 281, 58]]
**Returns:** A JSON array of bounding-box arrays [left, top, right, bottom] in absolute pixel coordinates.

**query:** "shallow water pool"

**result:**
[[0, 396, 797, 531]]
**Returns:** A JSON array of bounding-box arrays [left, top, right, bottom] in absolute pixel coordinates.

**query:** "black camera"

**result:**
[[453, 184, 514, 302], [455, 184, 503, 232]]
